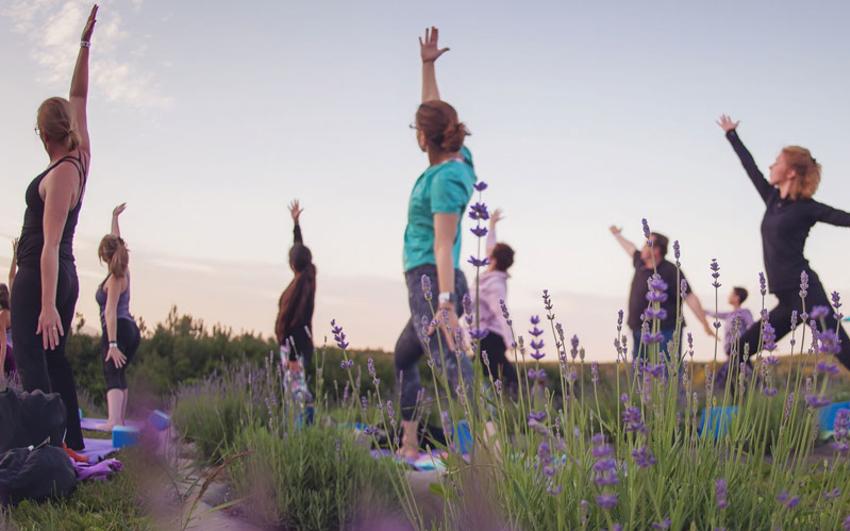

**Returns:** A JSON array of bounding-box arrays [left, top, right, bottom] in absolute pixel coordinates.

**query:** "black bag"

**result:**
[[0, 446, 77, 505], [0, 388, 67, 453]]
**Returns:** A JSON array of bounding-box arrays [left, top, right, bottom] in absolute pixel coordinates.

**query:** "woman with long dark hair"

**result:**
[[717, 115, 850, 369], [394, 27, 477, 459], [94, 203, 140, 430], [11, 5, 98, 451], [275, 200, 317, 397]]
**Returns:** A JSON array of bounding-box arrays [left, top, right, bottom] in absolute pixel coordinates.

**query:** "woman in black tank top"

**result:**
[[10, 5, 98, 452]]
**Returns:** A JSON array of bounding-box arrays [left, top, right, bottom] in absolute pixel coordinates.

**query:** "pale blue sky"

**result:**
[[2, 0, 849, 359]]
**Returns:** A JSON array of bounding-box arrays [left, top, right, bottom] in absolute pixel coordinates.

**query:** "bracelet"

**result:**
[[109, 341, 118, 348], [80, 40, 91, 48]]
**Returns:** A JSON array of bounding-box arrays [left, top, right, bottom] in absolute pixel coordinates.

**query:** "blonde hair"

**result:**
[[37, 97, 80, 151], [782, 146, 821, 200], [98, 235, 129, 278]]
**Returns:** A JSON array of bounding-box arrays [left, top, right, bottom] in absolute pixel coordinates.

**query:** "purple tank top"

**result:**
[[95, 273, 133, 325]]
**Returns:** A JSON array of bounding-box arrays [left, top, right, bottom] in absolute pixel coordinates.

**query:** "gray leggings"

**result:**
[[394, 265, 474, 421]]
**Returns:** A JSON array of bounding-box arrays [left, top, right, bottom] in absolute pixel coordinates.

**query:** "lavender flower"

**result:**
[[467, 256, 490, 268], [470, 225, 488, 238], [469, 328, 489, 341], [805, 394, 831, 409], [473, 181, 488, 192], [817, 360, 840, 376], [499, 298, 510, 320], [530, 338, 546, 361], [673, 240, 681, 264], [681, 277, 689, 297], [818, 330, 842, 356], [642, 218, 651, 241], [528, 410, 547, 423], [651, 518, 671, 530], [811, 305, 830, 320], [468, 202, 489, 221], [593, 458, 619, 486], [632, 446, 656, 468], [710, 259, 721, 288], [777, 491, 800, 509], [420, 275, 432, 301], [764, 355, 779, 367], [528, 368, 547, 381], [716, 479, 728, 509], [340, 359, 354, 370], [570, 335, 580, 359], [623, 406, 647, 434], [763, 386, 778, 397], [596, 492, 618, 511], [762, 322, 777, 352], [591, 362, 600, 384], [832, 291, 843, 311], [800, 271, 809, 299], [844, 515, 850, 531], [759, 272, 767, 296]]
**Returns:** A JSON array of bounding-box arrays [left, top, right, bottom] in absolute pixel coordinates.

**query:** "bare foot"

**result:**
[[396, 445, 420, 461], [94, 422, 115, 431]]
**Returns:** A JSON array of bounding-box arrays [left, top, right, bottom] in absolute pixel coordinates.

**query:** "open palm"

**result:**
[[419, 26, 449, 63], [716, 114, 739, 133]]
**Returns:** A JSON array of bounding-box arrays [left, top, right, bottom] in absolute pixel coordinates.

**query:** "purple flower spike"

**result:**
[[710, 259, 721, 288], [596, 492, 618, 511], [591, 362, 600, 384], [420, 275, 432, 301], [818, 330, 842, 356], [623, 406, 647, 433], [651, 518, 671, 530], [805, 394, 831, 409], [759, 272, 767, 296], [473, 181, 488, 192], [817, 361, 840, 376], [528, 410, 547, 423], [832, 291, 843, 310], [470, 225, 488, 238], [467, 256, 490, 268], [811, 306, 830, 320], [824, 488, 841, 501], [762, 322, 777, 352], [641, 218, 651, 241], [673, 240, 681, 262], [632, 446, 656, 468], [800, 271, 810, 299], [777, 491, 800, 509], [716, 479, 728, 509]]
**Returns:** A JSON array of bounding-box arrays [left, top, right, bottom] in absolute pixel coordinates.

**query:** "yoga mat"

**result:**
[[80, 417, 144, 432], [81, 437, 118, 463], [370, 448, 465, 472]]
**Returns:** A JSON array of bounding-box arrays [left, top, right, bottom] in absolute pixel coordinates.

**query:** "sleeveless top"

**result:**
[[16, 153, 89, 268], [95, 273, 134, 327]]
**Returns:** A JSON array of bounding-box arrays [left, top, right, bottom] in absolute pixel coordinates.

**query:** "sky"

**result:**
[[1, 0, 849, 361]]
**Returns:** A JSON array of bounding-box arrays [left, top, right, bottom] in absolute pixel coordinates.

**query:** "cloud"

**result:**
[[2, 0, 172, 109]]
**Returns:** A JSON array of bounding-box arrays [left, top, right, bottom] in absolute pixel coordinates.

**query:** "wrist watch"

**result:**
[[109, 341, 118, 348], [438, 292, 455, 305]]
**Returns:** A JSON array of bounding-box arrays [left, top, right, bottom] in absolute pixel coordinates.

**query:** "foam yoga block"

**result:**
[[698, 406, 738, 439], [148, 410, 171, 431], [820, 401, 850, 435], [453, 420, 473, 454], [112, 426, 141, 448]]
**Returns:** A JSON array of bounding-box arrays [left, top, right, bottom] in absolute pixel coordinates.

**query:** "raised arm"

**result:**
[[717, 115, 773, 203], [685, 292, 716, 337], [609, 226, 638, 258], [111, 203, 126, 237], [288, 199, 304, 245], [813, 201, 850, 227], [487, 209, 503, 254], [419, 27, 449, 103], [69, 4, 98, 157]]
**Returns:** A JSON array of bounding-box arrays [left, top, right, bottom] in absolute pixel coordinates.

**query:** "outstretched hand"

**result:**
[[81, 4, 98, 42], [490, 208, 504, 227], [419, 26, 449, 64], [112, 203, 126, 218], [288, 200, 304, 224], [609, 225, 623, 236], [716, 114, 739, 133]]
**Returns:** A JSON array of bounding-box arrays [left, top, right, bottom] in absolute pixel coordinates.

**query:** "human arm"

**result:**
[[103, 275, 127, 369], [69, 5, 98, 156], [434, 213, 460, 350], [419, 27, 449, 102], [812, 201, 850, 227], [487, 209, 503, 254], [716, 115, 772, 203], [0, 313, 8, 378], [685, 292, 716, 336], [111, 203, 125, 237], [705, 310, 733, 319], [288, 200, 304, 245], [37, 165, 78, 350], [609, 226, 638, 258]]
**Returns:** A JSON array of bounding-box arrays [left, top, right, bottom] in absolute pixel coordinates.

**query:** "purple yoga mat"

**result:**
[[81, 437, 118, 463], [80, 418, 144, 432]]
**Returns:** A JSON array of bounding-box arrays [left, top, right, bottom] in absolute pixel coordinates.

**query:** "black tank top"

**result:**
[[16, 153, 89, 268]]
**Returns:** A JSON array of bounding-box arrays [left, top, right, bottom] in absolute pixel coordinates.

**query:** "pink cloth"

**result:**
[[470, 227, 511, 348], [73, 457, 123, 481]]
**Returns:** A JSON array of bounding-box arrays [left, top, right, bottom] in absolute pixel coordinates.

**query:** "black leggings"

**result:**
[[738, 278, 850, 370], [10, 263, 84, 450], [101, 319, 140, 390], [479, 331, 518, 393]]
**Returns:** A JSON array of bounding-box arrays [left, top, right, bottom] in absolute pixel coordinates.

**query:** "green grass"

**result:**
[[1, 449, 154, 531]]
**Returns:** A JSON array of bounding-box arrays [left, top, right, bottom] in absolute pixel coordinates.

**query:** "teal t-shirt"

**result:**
[[403, 146, 477, 272]]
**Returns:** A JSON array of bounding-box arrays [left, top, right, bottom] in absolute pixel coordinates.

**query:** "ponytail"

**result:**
[[37, 97, 80, 152], [98, 235, 130, 278], [782, 145, 821, 200], [415, 100, 469, 154]]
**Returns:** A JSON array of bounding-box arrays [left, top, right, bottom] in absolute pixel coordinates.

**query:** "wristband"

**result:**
[[438, 292, 455, 305], [80, 40, 91, 48], [109, 341, 118, 348]]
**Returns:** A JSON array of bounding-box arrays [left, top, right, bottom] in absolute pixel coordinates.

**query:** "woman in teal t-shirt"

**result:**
[[394, 27, 477, 460]]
